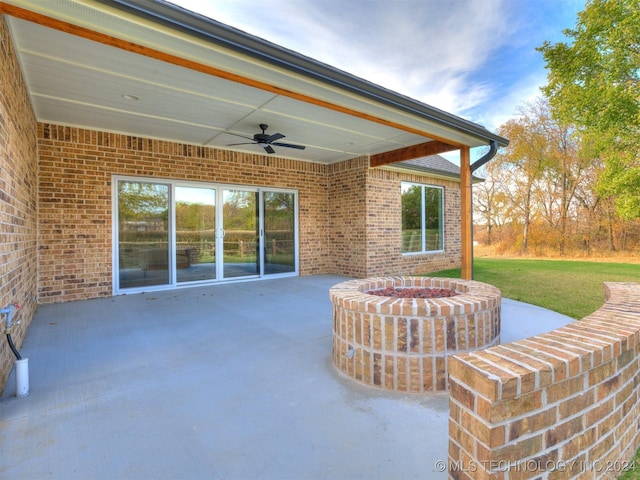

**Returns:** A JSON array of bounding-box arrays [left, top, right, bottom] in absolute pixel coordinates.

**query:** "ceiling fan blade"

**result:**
[[226, 132, 255, 141], [263, 145, 275, 154], [266, 133, 285, 142], [226, 142, 256, 146], [272, 142, 306, 150]]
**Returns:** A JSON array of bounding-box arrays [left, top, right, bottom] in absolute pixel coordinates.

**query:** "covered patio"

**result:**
[[1, 275, 573, 480], [1, 0, 511, 391]]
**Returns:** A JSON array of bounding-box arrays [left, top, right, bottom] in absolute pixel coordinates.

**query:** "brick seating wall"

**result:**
[[448, 282, 640, 479]]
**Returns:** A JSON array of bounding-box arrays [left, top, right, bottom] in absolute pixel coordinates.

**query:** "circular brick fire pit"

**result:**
[[330, 276, 501, 393]]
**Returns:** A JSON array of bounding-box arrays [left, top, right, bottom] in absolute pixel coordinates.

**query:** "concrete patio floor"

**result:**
[[1, 275, 574, 480]]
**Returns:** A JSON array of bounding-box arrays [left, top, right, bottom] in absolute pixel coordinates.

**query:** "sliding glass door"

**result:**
[[263, 191, 296, 275], [117, 180, 170, 289], [114, 178, 297, 293], [175, 186, 216, 283], [222, 189, 259, 279]]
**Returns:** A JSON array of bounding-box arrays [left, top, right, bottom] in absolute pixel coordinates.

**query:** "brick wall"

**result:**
[[366, 168, 462, 276], [448, 282, 640, 479], [327, 157, 369, 277], [37, 125, 332, 302], [0, 16, 38, 392], [37, 128, 464, 304]]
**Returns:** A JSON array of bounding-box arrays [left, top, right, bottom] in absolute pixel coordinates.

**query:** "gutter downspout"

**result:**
[[465, 140, 499, 279], [471, 140, 499, 174]]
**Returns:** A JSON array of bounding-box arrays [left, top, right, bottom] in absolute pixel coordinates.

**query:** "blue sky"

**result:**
[[170, 0, 585, 135]]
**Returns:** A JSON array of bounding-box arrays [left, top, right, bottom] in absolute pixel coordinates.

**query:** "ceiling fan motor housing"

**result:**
[[255, 124, 270, 143]]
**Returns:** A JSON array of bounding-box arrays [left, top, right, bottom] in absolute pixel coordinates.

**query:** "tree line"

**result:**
[[474, 0, 639, 257]]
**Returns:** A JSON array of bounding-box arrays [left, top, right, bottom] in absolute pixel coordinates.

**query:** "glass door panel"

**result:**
[[263, 191, 296, 275], [115, 179, 298, 291], [117, 180, 170, 289], [175, 186, 216, 283], [222, 189, 259, 278]]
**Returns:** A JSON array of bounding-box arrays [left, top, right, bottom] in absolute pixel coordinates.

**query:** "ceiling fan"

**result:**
[[226, 124, 306, 154]]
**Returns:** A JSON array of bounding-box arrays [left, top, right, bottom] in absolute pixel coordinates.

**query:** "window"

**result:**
[[401, 182, 444, 254]]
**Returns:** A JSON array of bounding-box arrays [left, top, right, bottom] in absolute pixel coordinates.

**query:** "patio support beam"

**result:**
[[370, 141, 459, 167], [460, 146, 473, 280]]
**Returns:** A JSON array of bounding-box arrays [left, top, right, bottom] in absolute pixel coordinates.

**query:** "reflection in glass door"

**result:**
[[222, 189, 259, 279], [175, 186, 216, 283], [117, 180, 170, 289], [115, 177, 298, 293], [263, 191, 296, 275]]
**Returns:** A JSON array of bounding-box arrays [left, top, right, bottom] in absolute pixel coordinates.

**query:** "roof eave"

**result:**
[[379, 164, 485, 183], [95, 0, 509, 148]]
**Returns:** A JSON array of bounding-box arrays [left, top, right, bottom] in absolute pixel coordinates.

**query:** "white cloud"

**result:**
[[172, 1, 515, 89], [169, 0, 583, 134]]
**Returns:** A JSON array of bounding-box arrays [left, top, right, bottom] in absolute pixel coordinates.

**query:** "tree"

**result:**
[[494, 101, 553, 253], [538, 0, 640, 219], [118, 182, 169, 224], [473, 163, 509, 246], [532, 101, 588, 255], [401, 184, 422, 233]]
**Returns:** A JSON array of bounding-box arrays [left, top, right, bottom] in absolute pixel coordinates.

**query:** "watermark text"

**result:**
[[435, 459, 635, 474]]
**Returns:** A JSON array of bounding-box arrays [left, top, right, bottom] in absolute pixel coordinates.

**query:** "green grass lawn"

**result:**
[[430, 257, 640, 319]]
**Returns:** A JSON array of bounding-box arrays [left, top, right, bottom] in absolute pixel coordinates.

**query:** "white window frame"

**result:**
[[112, 175, 299, 295]]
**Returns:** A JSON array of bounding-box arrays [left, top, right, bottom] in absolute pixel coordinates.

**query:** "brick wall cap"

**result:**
[[452, 282, 640, 400], [329, 276, 501, 314]]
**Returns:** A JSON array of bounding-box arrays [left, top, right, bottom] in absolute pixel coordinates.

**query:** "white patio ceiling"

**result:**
[[2, 0, 506, 164]]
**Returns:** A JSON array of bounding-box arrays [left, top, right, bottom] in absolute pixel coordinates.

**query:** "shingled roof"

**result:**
[[386, 155, 484, 182]]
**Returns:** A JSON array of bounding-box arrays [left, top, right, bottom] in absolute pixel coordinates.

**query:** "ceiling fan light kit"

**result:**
[[227, 124, 306, 154]]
